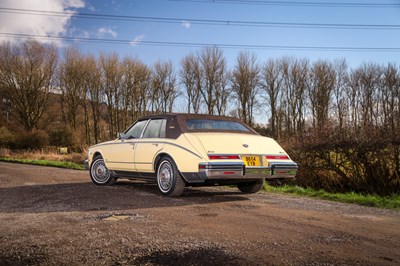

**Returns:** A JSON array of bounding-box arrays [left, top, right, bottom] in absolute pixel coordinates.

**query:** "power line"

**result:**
[[167, 0, 400, 8], [0, 7, 399, 30], [2, 32, 399, 52]]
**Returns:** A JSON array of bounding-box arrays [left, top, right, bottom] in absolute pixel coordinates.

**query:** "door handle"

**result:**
[[152, 144, 159, 147]]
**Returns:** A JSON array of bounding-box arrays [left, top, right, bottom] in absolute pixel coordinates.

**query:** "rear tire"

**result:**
[[90, 155, 116, 186], [237, 179, 264, 193], [157, 156, 185, 197]]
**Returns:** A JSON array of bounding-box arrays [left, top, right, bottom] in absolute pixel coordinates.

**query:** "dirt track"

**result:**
[[0, 162, 399, 265]]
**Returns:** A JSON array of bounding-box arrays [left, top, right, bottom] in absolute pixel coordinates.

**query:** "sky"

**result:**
[[0, 0, 399, 70]]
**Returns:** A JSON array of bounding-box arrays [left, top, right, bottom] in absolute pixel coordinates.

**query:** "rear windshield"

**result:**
[[186, 119, 250, 132]]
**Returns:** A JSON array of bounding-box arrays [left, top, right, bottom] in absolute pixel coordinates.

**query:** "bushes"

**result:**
[[18, 130, 49, 149], [0, 127, 16, 147], [0, 129, 49, 150], [287, 137, 400, 196], [0, 125, 84, 152], [48, 126, 74, 147]]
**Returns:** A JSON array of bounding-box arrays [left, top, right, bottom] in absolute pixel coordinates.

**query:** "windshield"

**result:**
[[185, 119, 250, 132]]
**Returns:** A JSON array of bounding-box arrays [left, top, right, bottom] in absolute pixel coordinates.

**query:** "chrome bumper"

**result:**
[[196, 161, 298, 180], [84, 159, 89, 170], [249, 162, 299, 179], [198, 162, 244, 179]]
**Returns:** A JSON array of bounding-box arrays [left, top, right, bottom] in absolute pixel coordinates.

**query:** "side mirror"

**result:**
[[117, 132, 124, 139]]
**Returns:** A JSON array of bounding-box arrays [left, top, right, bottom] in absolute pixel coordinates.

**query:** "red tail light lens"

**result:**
[[266, 155, 289, 160], [208, 155, 240, 160]]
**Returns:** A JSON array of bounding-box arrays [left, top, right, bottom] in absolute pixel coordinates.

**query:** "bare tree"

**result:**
[[261, 58, 283, 138], [120, 58, 152, 120], [214, 70, 230, 116], [134, 61, 152, 118], [280, 57, 308, 137], [349, 63, 381, 137], [332, 59, 349, 134], [120, 57, 136, 129], [99, 53, 122, 139], [198, 47, 227, 115], [231, 51, 260, 126], [180, 54, 202, 114], [83, 54, 103, 144], [151, 60, 179, 113], [0, 40, 57, 132], [308, 60, 336, 130], [59, 46, 86, 130], [380, 63, 399, 137]]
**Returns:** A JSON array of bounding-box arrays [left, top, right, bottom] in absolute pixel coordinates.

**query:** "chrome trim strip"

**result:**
[[270, 162, 298, 168], [106, 161, 134, 165], [92, 140, 203, 159]]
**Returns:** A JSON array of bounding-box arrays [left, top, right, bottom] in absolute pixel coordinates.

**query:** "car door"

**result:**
[[106, 119, 149, 172], [134, 119, 166, 173]]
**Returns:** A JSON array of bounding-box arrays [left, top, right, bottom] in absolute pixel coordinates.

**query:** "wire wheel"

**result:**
[[90, 156, 115, 185], [156, 157, 185, 197], [157, 161, 173, 193]]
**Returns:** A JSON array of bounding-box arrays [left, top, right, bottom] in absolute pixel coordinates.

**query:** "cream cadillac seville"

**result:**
[[84, 113, 297, 197]]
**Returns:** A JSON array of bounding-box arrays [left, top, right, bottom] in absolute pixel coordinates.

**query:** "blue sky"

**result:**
[[1, 0, 399, 69]]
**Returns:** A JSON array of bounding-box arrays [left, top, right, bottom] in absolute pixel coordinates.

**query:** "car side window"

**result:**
[[160, 119, 166, 138], [124, 120, 148, 139], [142, 119, 166, 138]]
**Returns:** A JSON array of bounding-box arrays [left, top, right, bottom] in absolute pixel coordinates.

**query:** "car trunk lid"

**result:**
[[188, 133, 286, 156]]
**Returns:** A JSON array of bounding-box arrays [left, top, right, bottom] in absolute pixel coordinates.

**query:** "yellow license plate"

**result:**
[[242, 156, 261, 167]]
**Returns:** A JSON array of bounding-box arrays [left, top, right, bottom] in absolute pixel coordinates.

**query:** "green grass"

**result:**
[[0, 157, 85, 170], [263, 184, 400, 210]]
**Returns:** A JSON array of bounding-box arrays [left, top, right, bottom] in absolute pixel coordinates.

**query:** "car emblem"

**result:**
[[243, 144, 249, 148]]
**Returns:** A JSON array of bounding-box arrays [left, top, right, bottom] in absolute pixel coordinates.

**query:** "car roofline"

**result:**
[[134, 113, 258, 136]]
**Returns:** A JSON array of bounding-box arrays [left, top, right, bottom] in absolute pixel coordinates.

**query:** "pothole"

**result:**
[[97, 213, 144, 221]]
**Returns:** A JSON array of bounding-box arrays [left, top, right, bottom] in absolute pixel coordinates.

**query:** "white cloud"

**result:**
[[97, 27, 117, 38], [0, 0, 84, 45], [68, 27, 90, 39], [62, 0, 84, 9], [85, 3, 96, 12], [129, 35, 144, 46], [182, 20, 191, 29]]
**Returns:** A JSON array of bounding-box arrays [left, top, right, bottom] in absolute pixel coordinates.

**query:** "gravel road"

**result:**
[[0, 162, 399, 265]]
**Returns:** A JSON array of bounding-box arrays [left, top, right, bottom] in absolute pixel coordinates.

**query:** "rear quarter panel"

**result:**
[[159, 135, 206, 173]]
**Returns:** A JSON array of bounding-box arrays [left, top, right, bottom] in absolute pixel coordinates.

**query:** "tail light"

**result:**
[[208, 155, 240, 160], [266, 155, 289, 160]]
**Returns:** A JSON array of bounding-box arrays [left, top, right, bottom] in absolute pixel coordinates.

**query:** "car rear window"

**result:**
[[185, 119, 250, 132]]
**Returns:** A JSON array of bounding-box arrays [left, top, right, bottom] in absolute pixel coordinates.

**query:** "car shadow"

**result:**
[[0, 180, 250, 214]]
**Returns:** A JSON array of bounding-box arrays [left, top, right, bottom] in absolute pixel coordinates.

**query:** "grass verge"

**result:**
[[263, 184, 400, 210], [0, 157, 85, 170]]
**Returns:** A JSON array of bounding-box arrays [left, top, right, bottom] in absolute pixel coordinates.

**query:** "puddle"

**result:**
[[102, 214, 131, 221]]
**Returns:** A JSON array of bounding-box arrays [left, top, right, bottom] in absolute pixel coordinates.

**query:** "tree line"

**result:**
[[0, 40, 399, 195]]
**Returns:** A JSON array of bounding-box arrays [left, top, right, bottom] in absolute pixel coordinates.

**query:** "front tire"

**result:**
[[237, 179, 264, 193], [90, 155, 116, 186], [157, 156, 185, 197]]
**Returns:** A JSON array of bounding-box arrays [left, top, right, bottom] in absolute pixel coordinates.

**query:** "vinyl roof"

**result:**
[[137, 113, 258, 138]]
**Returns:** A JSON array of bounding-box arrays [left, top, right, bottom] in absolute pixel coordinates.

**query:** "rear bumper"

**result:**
[[182, 161, 298, 183], [263, 162, 298, 179]]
